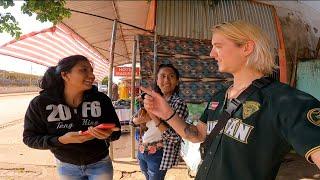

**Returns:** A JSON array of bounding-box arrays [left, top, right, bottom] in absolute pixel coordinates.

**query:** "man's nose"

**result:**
[[210, 48, 218, 59]]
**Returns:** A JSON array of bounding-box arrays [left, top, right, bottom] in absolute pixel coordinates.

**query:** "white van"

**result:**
[[98, 85, 108, 93]]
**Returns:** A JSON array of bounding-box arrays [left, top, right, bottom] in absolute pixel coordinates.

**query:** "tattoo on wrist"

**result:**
[[184, 124, 199, 139]]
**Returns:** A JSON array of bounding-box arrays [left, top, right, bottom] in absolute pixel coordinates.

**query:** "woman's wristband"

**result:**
[[163, 111, 176, 122]]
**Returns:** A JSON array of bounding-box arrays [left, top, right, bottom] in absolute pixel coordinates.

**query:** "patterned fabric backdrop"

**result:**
[[138, 35, 232, 103]]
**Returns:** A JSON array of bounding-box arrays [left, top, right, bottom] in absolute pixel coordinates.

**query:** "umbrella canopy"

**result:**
[[0, 1, 156, 81], [63, 0, 154, 67], [0, 23, 109, 81]]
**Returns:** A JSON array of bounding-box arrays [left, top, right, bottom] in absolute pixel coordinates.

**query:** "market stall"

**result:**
[[113, 68, 141, 132]]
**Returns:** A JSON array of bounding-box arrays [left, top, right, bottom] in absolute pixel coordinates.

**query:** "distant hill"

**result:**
[[0, 69, 41, 87]]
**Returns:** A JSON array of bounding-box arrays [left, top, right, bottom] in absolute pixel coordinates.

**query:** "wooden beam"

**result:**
[[108, 20, 117, 160], [316, 37, 320, 58], [130, 37, 138, 159], [272, 7, 288, 83], [145, 0, 157, 31], [112, 0, 130, 60]]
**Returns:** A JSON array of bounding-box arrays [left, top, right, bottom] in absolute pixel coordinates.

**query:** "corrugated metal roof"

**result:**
[[156, 0, 278, 49]]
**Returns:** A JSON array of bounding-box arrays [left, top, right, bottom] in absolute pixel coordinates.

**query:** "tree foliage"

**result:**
[[101, 76, 109, 85], [0, 0, 71, 39]]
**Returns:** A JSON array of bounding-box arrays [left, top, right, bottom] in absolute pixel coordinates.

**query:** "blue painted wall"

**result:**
[[296, 59, 320, 100]]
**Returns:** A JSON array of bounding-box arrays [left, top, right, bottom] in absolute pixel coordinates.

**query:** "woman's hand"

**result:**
[[140, 86, 174, 120], [58, 131, 95, 144], [133, 108, 151, 125], [87, 126, 121, 140], [58, 126, 121, 144]]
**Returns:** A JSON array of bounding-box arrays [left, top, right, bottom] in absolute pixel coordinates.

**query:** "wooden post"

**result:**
[[130, 37, 138, 159], [272, 7, 288, 84]]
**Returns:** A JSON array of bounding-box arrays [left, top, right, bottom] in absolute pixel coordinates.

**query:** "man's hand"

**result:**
[[140, 87, 206, 142], [140, 86, 174, 120], [148, 112, 160, 121], [311, 149, 320, 170]]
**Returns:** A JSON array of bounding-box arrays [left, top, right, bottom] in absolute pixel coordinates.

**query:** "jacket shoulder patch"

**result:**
[[243, 101, 260, 119], [307, 108, 320, 127]]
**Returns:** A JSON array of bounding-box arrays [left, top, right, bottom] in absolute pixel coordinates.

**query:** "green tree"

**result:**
[[101, 76, 109, 85], [0, 0, 71, 39]]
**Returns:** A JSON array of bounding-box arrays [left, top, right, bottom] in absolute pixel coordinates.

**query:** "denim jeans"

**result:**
[[137, 149, 167, 180], [56, 156, 113, 180]]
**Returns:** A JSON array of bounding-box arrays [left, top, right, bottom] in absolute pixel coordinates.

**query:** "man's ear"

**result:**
[[243, 40, 255, 57]]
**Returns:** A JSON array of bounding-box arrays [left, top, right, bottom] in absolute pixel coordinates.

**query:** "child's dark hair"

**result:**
[[40, 55, 89, 93], [154, 63, 180, 95]]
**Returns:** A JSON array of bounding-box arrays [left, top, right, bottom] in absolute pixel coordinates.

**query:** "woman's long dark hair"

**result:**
[[40, 55, 89, 93], [154, 63, 180, 96]]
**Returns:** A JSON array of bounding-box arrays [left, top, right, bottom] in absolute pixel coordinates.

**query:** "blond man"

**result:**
[[141, 20, 320, 180]]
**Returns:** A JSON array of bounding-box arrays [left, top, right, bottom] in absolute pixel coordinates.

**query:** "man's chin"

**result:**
[[218, 67, 225, 73]]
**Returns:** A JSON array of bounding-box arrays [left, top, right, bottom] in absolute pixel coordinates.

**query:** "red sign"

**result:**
[[114, 67, 140, 77]]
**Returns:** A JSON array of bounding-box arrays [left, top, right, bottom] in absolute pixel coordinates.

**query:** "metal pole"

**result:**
[[152, 26, 157, 86], [130, 37, 137, 159], [108, 20, 117, 160], [68, 9, 153, 33]]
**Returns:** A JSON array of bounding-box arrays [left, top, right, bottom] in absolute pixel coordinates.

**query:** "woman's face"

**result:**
[[156, 67, 178, 96], [210, 32, 247, 74], [62, 60, 95, 91]]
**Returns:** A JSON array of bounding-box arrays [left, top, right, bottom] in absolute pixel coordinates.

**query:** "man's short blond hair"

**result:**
[[212, 20, 276, 75]]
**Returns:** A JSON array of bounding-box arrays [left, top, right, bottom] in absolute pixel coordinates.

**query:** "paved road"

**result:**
[[0, 93, 38, 126]]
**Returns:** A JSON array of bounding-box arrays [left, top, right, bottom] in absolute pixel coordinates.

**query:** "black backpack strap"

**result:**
[[200, 77, 272, 158]]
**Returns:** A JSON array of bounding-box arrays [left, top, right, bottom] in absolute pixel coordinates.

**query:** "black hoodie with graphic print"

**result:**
[[23, 86, 121, 165]]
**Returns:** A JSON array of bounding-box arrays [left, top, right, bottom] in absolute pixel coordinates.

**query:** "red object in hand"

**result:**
[[95, 123, 116, 129], [80, 123, 116, 135]]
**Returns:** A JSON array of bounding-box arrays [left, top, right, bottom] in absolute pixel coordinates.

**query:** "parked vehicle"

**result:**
[[98, 85, 108, 93]]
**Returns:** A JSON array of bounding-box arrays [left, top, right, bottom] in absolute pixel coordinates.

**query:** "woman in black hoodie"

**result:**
[[23, 55, 121, 180]]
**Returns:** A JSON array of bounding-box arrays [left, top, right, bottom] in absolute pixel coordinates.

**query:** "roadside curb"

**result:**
[[0, 92, 39, 97], [0, 119, 23, 130]]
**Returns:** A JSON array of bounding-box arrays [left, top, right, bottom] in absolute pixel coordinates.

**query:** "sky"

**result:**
[[0, 2, 123, 82], [0, 1, 52, 76]]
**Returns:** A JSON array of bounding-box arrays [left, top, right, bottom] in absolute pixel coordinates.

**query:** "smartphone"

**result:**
[[80, 123, 116, 135], [95, 123, 116, 129]]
